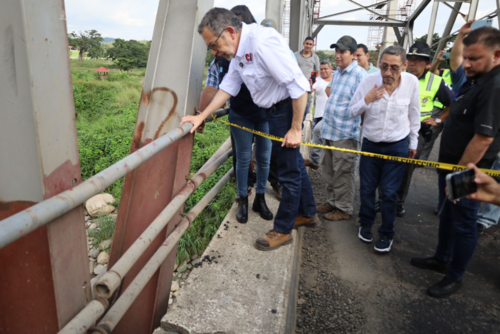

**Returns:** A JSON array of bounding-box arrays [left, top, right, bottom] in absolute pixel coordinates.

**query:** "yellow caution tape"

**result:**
[[212, 115, 500, 178]]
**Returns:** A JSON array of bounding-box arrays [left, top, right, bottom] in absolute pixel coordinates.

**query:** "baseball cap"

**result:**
[[408, 42, 431, 59], [260, 18, 278, 30], [330, 36, 357, 53]]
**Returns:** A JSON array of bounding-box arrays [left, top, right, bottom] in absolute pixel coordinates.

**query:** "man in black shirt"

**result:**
[[411, 27, 500, 298]]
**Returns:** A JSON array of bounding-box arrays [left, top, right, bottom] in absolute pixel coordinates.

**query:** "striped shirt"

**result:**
[[321, 60, 367, 141]]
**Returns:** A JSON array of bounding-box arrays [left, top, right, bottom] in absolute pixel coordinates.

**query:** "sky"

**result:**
[[65, 0, 499, 50]]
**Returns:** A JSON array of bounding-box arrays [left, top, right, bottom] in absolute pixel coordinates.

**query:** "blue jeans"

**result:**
[[229, 110, 271, 197], [266, 101, 316, 234], [478, 155, 500, 228], [309, 119, 324, 166], [359, 137, 408, 238], [435, 173, 480, 281]]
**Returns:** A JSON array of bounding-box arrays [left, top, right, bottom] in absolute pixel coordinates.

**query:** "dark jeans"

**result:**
[[396, 130, 426, 204], [229, 110, 271, 197], [266, 101, 316, 234], [268, 147, 280, 187], [359, 137, 408, 238], [313, 117, 322, 128], [435, 173, 480, 281]]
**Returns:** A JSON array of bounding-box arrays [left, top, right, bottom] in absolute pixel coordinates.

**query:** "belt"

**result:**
[[363, 136, 408, 145], [268, 97, 292, 111]]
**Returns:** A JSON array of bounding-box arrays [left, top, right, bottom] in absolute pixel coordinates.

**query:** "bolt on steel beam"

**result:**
[[0, 123, 193, 250], [82, 168, 234, 334], [94, 147, 232, 299]]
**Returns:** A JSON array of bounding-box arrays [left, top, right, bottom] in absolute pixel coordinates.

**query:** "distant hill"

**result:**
[[102, 37, 115, 43]]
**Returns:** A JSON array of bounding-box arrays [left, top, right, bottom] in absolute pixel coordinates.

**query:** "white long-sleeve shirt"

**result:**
[[349, 72, 421, 149], [219, 22, 310, 108]]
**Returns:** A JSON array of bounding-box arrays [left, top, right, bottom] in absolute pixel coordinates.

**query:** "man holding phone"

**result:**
[[411, 27, 500, 298]]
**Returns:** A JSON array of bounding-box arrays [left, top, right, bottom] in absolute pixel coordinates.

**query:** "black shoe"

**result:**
[[427, 277, 462, 298], [252, 193, 273, 220], [236, 196, 248, 224], [374, 235, 393, 253], [358, 225, 373, 243], [396, 205, 405, 217], [410, 256, 449, 274], [434, 207, 440, 215], [477, 223, 486, 235], [374, 200, 381, 213]]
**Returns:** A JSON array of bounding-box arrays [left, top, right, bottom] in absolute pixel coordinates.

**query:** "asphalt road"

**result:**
[[296, 136, 500, 334]]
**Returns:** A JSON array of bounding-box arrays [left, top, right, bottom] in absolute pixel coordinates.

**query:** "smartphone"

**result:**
[[446, 169, 477, 201], [471, 19, 493, 30], [442, 52, 450, 60], [310, 71, 317, 84]]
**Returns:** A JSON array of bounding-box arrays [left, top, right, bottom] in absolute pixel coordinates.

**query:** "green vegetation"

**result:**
[[69, 30, 104, 61], [88, 215, 117, 252], [72, 59, 235, 265]]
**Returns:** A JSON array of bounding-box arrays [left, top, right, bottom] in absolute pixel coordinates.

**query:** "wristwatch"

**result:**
[[434, 118, 442, 124]]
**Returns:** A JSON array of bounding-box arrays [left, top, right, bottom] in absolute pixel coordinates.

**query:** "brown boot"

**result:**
[[255, 230, 293, 251], [294, 214, 321, 229], [317, 203, 335, 213], [324, 210, 351, 221], [304, 159, 319, 170]]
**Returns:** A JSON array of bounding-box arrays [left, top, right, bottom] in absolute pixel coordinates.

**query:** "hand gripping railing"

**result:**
[[0, 123, 194, 249]]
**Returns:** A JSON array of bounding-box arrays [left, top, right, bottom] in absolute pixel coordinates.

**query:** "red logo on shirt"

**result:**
[[245, 53, 253, 62]]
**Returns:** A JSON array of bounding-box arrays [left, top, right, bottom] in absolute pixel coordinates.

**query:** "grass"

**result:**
[[89, 215, 116, 251], [72, 59, 235, 265]]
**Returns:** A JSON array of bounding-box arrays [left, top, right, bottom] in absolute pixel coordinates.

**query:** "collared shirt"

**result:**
[[321, 60, 367, 141], [220, 23, 309, 108], [439, 65, 500, 169], [206, 59, 220, 89], [349, 72, 421, 149], [294, 50, 320, 79], [312, 76, 331, 119], [365, 63, 380, 74]]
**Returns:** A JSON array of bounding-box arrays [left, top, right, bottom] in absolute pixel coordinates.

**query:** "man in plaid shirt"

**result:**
[[318, 36, 367, 221]]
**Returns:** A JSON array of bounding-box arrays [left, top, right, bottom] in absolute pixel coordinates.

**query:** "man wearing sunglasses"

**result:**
[[182, 8, 318, 251], [349, 45, 420, 253]]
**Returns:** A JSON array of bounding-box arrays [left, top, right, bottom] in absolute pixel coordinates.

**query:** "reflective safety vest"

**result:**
[[419, 71, 443, 121], [441, 69, 452, 86]]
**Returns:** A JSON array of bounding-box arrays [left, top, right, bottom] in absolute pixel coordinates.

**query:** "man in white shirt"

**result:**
[[304, 60, 333, 169], [349, 45, 420, 253], [181, 8, 319, 251]]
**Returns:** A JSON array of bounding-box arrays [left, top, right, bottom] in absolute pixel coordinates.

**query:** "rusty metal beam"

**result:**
[[94, 147, 232, 299], [91, 168, 234, 334], [0, 123, 193, 250], [106, 0, 214, 332], [0, 1, 90, 332]]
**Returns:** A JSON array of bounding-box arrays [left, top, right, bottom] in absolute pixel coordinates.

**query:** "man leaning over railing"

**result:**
[[182, 8, 319, 251]]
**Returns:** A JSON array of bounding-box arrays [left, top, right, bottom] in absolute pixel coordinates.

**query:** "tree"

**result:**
[[106, 39, 150, 68], [206, 49, 215, 67], [315, 50, 335, 68], [68, 30, 104, 62], [414, 33, 455, 56], [115, 58, 136, 72]]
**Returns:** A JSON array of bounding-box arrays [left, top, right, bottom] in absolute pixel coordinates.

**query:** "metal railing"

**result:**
[[0, 114, 234, 334]]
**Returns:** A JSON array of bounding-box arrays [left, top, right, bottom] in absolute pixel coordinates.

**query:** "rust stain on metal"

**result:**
[[140, 90, 151, 106], [153, 88, 178, 140], [43, 159, 81, 199], [133, 121, 145, 150], [0, 200, 37, 220]]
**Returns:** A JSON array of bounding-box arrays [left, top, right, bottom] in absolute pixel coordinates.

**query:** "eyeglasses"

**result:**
[[207, 29, 225, 51], [380, 64, 404, 72]]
